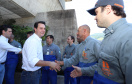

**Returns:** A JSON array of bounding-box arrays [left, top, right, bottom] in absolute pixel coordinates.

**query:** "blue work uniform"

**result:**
[[63, 36, 100, 84], [63, 43, 77, 84], [92, 18, 132, 84], [42, 43, 61, 84], [5, 40, 21, 84]]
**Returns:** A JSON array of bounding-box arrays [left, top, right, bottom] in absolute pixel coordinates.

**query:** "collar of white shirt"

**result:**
[[0, 35, 8, 42], [33, 33, 42, 42]]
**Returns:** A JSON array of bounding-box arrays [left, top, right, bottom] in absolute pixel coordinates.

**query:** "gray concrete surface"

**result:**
[[0, 0, 65, 20]]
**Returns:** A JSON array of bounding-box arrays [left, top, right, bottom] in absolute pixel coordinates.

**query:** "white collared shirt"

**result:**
[[0, 35, 21, 63], [22, 33, 43, 71]]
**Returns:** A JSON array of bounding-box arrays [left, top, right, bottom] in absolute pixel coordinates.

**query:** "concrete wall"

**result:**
[[13, 0, 65, 16], [0, 0, 34, 18], [15, 9, 77, 56]]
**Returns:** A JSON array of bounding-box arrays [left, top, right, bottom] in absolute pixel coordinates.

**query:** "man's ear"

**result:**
[[2, 30, 5, 35], [105, 5, 112, 15]]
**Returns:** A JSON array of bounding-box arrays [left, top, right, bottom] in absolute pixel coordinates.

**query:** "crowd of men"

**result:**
[[0, 0, 132, 84]]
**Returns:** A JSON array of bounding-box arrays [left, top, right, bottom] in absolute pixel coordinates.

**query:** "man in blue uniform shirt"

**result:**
[[63, 35, 77, 84], [42, 35, 61, 84], [56, 25, 100, 84], [5, 34, 22, 84], [71, 0, 132, 84]]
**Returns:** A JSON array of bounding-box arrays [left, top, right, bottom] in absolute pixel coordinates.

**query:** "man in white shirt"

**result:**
[[21, 21, 61, 84], [0, 25, 22, 84]]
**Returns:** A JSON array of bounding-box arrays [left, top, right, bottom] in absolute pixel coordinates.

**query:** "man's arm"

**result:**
[[19, 50, 22, 54], [0, 41, 21, 54], [55, 46, 61, 61], [56, 49, 79, 70], [36, 60, 61, 72], [71, 41, 100, 77], [119, 38, 132, 84], [70, 65, 82, 78], [62, 47, 66, 59], [70, 64, 98, 78]]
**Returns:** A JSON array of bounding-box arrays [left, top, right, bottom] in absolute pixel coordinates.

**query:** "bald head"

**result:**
[[77, 25, 91, 43], [79, 24, 90, 34]]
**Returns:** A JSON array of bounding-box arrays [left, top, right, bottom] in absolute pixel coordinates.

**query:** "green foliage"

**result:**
[[91, 33, 104, 41], [12, 25, 33, 46]]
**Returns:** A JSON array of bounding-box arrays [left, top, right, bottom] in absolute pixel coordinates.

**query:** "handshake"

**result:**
[[49, 60, 64, 72], [49, 60, 82, 78]]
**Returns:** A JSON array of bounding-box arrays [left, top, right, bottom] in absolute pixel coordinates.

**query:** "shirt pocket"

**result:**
[[99, 51, 119, 67]]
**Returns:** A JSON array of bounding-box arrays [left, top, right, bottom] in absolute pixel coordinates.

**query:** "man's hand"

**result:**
[[49, 62, 61, 72], [70, 65, 82, 78], [19, 50, 22, 54], [55, 60, 64, 66]]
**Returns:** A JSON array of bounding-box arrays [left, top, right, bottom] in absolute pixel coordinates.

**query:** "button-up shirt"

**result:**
[[63, 36, 100, 76], [97, 18, 132, 84], [63, 43, 76, 59], [22, 33, 43, 71], [10, 40, 22, 48], [43, 43, 61, 61], [0, 35, 21, 63]]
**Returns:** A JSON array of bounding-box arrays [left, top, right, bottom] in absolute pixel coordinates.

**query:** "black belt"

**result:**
[[0, 62, 5, 64]]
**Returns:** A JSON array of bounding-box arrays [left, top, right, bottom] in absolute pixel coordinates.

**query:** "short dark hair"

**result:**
[[27, 31, 34, 34], [111, 6, 126, 18], [0, 25, 12, 35], [34, 21, 46, 29], [46, 35, 54, 41], [101, 5, 126, 18], [69, 35, 75, 43]]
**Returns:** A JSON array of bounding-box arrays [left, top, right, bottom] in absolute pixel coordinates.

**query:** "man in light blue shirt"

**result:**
[[42, 35, 61, 84], [71, 0, 132, 84], [5, 34, 22, 84], [63, 35, 77, 84], [56, 25, 100, 84], [0, 25, 22, 84]]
